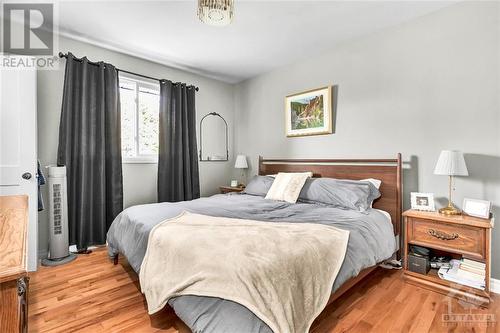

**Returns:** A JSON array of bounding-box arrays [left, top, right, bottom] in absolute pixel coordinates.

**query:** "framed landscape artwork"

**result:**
[[285, 86, 333, 137]]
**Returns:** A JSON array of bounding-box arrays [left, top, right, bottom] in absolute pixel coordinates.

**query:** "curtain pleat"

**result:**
[[57, 52, 123, 250], [158, 81, 200, 202]]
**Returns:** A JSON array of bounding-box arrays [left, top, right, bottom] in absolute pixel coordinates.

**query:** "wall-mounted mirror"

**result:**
[[199, 112, 229, 161]]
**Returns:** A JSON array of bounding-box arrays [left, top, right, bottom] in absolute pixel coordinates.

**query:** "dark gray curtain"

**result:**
[[57, 52, 123, 250], [158, 80, 200, 202]]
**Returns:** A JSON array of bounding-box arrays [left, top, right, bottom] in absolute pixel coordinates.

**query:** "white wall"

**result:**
[[37, 36, 234, 256], [234, 2, 500, 277]]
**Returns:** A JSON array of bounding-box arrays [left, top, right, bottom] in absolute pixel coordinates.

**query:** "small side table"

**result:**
[[402, 209, 493, 305], [219, 186, 245, 194]]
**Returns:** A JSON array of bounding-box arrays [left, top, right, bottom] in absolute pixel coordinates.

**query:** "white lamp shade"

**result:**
[[234, 155, 248, 169], [433, 150, 468, 176]]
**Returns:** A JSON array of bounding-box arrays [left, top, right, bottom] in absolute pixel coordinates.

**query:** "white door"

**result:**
[[0, 64, 38, 272]]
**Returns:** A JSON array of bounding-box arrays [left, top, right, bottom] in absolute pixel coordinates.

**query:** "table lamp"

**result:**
[[433, 150, 468, 215], [234, 155, 248, 187]]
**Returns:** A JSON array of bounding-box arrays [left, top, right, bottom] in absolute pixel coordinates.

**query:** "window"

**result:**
[[119, 74, 160, 163]]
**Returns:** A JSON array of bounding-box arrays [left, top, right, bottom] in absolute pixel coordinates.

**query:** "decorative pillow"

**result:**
[[265, 172, 313, 203], [298, 178, 381, 212], [243, 175, 275, 196]]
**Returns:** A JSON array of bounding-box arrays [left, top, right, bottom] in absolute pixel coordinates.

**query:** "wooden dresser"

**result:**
[[0, 195, 29, 333], [403, 209, 493, 306]]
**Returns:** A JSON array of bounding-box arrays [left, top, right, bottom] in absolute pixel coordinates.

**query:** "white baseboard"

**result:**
[[39, 245, 100, 260], [491, 278, 500, 294]]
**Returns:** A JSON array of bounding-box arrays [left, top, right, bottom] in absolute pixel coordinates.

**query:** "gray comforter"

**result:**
[[107, 193, 396, 333]]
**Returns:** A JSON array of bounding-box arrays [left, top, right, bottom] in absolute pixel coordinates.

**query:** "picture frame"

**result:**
[[411, 192, 435, 211], [285, 86, 333, 137], [462, 198, 491, 219]]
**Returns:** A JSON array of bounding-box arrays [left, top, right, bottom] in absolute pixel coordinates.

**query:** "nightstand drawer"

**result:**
[[407, 218, 485, 259]]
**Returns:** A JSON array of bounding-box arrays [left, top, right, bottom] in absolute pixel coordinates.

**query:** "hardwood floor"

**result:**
[[28, 248, 499, 333]]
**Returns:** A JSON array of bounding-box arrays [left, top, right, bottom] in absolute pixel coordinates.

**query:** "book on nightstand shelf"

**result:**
[[438, 258, 486, 290], [462, 258, 486, 270]]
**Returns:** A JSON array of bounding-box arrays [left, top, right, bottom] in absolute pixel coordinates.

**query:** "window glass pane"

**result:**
[[119, 75, 160, 161], [120, 80, 137, 158], [138, 88, 159, 155]]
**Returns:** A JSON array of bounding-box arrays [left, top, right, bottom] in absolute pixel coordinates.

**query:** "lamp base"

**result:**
[[439, 205, 461, 216]]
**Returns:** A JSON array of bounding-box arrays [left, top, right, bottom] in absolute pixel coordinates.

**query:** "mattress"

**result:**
[[107, 193, 396, 332]]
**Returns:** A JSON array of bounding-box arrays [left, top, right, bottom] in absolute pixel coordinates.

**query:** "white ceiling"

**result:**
[[55, 1, 454, 83]]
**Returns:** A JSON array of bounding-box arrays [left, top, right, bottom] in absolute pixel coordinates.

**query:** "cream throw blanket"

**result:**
[[139, 212, 349, 333]]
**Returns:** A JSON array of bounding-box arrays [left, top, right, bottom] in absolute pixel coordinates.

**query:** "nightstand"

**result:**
[[219, 186, 245, 194], [403, 209, 493, 305]]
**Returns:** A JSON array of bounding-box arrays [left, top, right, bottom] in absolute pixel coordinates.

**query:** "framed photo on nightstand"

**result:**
[[410, 192, 435, 211], [463, 198, 491, 219]]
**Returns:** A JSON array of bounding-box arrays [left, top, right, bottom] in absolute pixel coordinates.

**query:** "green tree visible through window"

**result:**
[[119, 76, 159, 161]]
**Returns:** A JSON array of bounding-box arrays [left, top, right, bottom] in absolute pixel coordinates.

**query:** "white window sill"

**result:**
[[123, 157, 158, 164]]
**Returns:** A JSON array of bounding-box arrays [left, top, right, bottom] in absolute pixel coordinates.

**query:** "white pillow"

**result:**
[[361, 178, 382, 189], [265, 172, 313, 203], [361, 178, 382, 207]]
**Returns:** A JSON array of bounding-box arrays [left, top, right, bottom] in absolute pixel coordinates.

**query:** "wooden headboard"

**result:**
[[258, 154, 402, 236]]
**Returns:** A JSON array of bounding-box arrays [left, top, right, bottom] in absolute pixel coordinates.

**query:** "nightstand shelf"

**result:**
[[406, 267, 485, 292], [403, 209, 493, 306], [407, 240, 485, 262]]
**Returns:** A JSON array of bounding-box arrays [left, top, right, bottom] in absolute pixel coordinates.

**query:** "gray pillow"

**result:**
[[242, 175, 275, 196], [298, 178, 381, 212]]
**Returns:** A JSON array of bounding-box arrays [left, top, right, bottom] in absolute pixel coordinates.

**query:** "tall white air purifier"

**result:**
[[41, 166, 77, 266]]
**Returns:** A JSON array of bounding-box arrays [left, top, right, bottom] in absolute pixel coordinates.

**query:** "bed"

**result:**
[[107, 155, 402, 332]]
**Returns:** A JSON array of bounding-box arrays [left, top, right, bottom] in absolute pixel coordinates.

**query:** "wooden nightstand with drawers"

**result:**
[[219, 186, 245, 194], [403, 209, 494, 305]]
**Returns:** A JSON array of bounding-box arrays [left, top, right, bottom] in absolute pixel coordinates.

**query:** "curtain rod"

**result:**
[[58, 52, 199, 91]]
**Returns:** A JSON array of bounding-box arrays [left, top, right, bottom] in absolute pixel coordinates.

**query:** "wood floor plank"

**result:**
[[28, 248, 499, 332]]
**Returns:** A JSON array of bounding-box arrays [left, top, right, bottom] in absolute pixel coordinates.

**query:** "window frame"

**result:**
[[119, 73, 160, 164]]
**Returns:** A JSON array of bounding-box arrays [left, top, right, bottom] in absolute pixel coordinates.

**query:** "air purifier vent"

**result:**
[[52, 183, 62, 235]]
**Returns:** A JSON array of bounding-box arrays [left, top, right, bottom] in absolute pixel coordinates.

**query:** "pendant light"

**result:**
[[198, 0, 234, 26]]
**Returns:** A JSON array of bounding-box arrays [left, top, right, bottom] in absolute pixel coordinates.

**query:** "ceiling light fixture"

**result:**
[[198, 0, 234, 26]]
